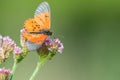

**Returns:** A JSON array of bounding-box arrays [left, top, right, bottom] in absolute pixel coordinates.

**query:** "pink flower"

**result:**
[[0, 67, 11, 80], [0, 35, 16, 62], [45, 37, 64, 53], [13, 46, 22, 55]]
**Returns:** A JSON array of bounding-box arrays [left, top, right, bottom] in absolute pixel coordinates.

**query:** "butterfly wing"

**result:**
[[24, 19, 41, 32], [34, 1, 50, 15], [34, 1, 51, 30], [22, 33, 48, 44], [22, 2, 51, 44], [24, 2, 51, 32]]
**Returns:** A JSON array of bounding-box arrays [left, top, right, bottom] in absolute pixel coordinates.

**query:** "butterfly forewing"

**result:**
[[34, 2, 51, 30], [34, 2, 50, 15], [22, 2, 51, 45]]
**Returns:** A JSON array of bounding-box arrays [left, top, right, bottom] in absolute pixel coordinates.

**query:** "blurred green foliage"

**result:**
[[0, 0, 120, 80]]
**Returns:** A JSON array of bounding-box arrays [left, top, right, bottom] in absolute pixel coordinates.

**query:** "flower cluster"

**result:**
[[0, 35, 23, 62], [45, 37, 64, 53], [0, 29, 64, 80], [0, 68, 11, 80], [0, 35, 15, 62]]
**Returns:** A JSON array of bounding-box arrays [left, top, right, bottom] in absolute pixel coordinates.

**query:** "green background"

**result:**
[[0, 0, 120, 80]]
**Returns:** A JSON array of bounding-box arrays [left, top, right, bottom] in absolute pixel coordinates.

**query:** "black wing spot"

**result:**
[[35, 25, 40, 26], [45, 15, 49, 18], [38, 26, 40, 28], [31, 21, 33, 23], [32, 29, 35, 31]]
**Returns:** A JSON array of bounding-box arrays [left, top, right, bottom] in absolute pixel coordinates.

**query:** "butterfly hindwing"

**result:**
[[22, 33, 48, 44]]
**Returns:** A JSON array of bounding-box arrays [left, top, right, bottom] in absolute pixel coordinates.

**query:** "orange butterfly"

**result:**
[[22, 2, 52, 44]]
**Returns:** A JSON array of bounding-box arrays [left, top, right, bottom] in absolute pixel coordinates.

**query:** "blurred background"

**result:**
[[0, 0, 120, 80]]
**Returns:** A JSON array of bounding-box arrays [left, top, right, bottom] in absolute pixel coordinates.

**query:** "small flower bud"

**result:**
[[13, 46, 23, 63], [13, 46, 22, 55]]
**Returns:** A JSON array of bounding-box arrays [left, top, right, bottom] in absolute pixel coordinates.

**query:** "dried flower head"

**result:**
[[20, 29, 27, 48], [0, 35, 15, 62], [45, 37, 64, 53], [0, 68, 11, 80]]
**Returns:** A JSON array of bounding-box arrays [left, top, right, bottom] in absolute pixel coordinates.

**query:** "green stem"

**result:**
[[29, 53, 52, 80], [0, 62, 1, 65], [10, 59, 18, 80]]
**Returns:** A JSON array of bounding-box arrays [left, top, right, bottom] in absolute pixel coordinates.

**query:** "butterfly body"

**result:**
[[22, 2, 51, 44], [30, 30, 52, 35]]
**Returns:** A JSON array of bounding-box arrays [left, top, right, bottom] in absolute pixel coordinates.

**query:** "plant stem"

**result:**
[[10, 59, 18, 80], [0, 62, 1, 65], [29, 53, 52, 80]]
